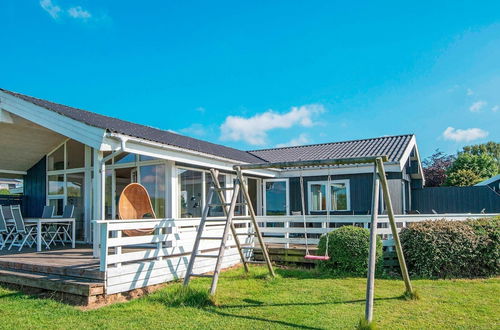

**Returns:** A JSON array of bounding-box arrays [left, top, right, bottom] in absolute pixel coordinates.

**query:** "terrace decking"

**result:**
[[0, 246, 105, 307]]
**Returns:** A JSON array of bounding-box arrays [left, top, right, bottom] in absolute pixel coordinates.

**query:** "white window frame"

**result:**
[[262, 178, 290, 216], [307, 179, 351, 213]]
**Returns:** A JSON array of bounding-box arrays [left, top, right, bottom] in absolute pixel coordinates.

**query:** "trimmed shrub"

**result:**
[[400, 217, 500, 278], [466, 216, 500, 276], [317, 226, 383, 275]]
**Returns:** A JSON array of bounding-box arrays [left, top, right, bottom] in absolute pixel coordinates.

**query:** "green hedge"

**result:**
[[317, 225, 383, 275], [400, 217, 500, 278]]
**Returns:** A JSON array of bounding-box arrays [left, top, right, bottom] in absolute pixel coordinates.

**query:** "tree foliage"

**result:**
[[422, 149, 454, 187], [445, 153, 497, 186], [461, 141, 500, 165]]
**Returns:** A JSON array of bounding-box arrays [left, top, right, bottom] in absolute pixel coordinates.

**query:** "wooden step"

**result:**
[[0, 259, 104, 280], [0, 268, 104, 297]]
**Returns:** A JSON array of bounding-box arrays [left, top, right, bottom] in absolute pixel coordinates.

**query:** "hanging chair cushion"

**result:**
[[118, 183, 157, 237], [304, 255, 330, 261]]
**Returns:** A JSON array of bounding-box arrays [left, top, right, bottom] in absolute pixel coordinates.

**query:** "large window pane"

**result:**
[[265, 181, 287, 215], [310, 183, 326, 211], [331, 183, 347, 210], [48, 175, 64, 195], [206, 173, 225, 217], [67, 172, 85, 240], [49, 198, 64, 216], [48, 145, 65, 171], [66, 140, 85, 169], [140, 164, 166, 218], [104, 170, 113, 219], [178, 169, 203, 218]]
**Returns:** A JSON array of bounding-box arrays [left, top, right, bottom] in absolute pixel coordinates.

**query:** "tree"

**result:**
[[445, 153, 498, 186], [422, 150, 454, 187], [461, 141, 500, 173]]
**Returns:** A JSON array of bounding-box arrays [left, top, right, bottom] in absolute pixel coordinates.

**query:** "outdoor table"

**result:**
[[24, 218, 76, 252]]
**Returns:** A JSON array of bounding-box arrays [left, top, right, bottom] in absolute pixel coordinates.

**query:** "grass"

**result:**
[[0, 266, 499, 329]]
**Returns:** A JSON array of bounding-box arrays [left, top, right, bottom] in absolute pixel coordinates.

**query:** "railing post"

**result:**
[[99, 222, 108, 272], [93, 221, 100, 258], [284, 217, 290, 249]]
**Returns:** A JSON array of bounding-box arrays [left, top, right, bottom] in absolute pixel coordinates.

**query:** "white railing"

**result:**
[[255, 214, 497, 249], [93, 213, 496, 294], [94, 218, 253, 294]]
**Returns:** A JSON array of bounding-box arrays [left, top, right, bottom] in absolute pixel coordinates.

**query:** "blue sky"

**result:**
[[1, 1, 499, 158]]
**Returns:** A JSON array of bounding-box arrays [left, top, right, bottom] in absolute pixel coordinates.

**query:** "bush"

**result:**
[[317, 226, 383, 275], [400, 217, 500, 278]]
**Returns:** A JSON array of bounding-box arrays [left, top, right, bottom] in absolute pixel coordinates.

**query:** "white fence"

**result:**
[[94, 218, 253, 294], [94, 214, 495, 294], [255, 214, 496, 249]]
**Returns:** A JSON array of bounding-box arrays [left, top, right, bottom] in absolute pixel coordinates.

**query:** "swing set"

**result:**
[[237, 155, 415, 323]]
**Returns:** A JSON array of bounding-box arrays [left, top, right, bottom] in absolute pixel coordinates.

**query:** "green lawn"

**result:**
[[0, 266, 499, 329]]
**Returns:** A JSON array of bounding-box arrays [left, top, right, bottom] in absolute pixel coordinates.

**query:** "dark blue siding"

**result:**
[[23, 157, 46, 218]]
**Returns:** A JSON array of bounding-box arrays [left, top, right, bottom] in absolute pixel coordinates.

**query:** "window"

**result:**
[[140, 164, 166, 218], [178, 169, 203, 218], [114, 153, 136, 164], [308, 180, 350, 212], [205, 173, 226, 217], [48, 145, 65, 171], [66, 140, 85, 169], [264, 180, 288, 216]]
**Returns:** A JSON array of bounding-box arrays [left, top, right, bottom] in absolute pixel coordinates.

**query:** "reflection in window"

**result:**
[[178, 169, 203, 218], [66, 140, 85, 169], [310, 183, 326, 211], [104, 170, 113, 219], [206, 174, 225, 217], [114, 153, 136, 164], [66, 172, 85, 240], [140, 164, 166, 218], [48, 145, 65, 171], [49, 198, 64, 216], [265, 181, 287, 215], [48, 175, 65, 195], [331, 183, 348, 211]]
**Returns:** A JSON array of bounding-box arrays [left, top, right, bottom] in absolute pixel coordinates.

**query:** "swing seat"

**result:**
[[304, 255, 330, 261]]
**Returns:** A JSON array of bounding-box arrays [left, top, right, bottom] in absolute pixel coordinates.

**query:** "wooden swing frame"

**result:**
[[237, 155, 414, 323]]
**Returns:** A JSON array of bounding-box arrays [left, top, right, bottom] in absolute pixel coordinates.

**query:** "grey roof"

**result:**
[[248, 134, 414, 163], [1, 88, 414, 166], [1, 89, 264, 163]]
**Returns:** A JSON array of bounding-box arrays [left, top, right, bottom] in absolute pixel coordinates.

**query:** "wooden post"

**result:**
[[365, 162, 380, 322], [375, 157, 413, 294]]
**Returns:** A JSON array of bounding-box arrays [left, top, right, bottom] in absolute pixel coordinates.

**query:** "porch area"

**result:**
[[0, 245, 105, 306]]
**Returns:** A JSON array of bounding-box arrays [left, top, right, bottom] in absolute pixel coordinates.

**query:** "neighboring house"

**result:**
[[0, 88, 424, 243], [0, 178, 22, 193], [475, 174, 500, 193]]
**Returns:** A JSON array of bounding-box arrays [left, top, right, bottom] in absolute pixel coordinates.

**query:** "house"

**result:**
[[0, 88, 424, 244], [475, 174, 500, 193], [0, 178, 22, 193]]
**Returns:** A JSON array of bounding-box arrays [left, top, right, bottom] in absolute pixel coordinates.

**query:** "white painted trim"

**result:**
[[0, 91, 107, 150], [262, 178, 290, 216], [307, 179, 351, 213], [0, 169, 27, 175]]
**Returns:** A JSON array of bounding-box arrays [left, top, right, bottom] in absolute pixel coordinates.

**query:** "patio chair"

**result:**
[[0, 206, 16, 250], [41, 205, 55, 218], [47, 205, 75, 247], [8, 205, 38, 251], [118, 183, 156, 236]]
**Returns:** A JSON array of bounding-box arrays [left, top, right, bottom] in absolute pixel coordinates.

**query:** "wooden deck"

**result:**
[[0, 245, 105, 306]]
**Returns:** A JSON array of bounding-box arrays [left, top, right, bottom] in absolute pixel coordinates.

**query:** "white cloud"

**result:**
[[466, 88, 474, 96], [442, 127, 489, 142], [492, 105, 499, 112], [180, 123, 206, 136], [469, 100, 487, 112], [67, 6, 91, 19], [195, 107, 206, 113], [40, 0, 61, 19], [220, 104, 325, 146], [275, 133, 310, 148]]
